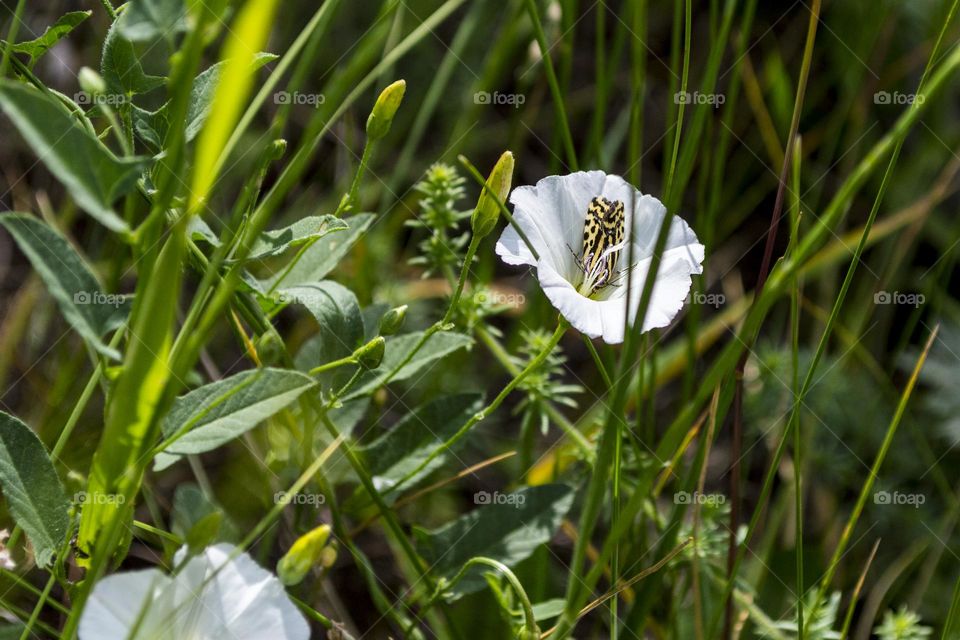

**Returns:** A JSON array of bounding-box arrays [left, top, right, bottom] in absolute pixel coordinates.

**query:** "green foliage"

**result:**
[[101, 18, 166, 97], [407, 163, 470, 277], [133, 52, 279, 150], [770, 591, 842, 640], [357, 393, 483, 498], [0, 412, 69, 568], [0, 213, 128, 359], [154, 368, 317, 470], [875, 606, 933, 640], [259, 213, 375, 291], [0, 1, 958, 638], [415, 484, 574, 600], [0, 83, 147, 232], [511, 328, 582, 435], [118, 0, 189, 43], [9, 11, 91, 62]]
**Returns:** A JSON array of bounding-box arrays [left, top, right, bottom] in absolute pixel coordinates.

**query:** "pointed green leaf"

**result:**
[[0, 412, 69, 568], [0, 82, 147, 232], [154, 368, 316, 470], [101, 18, 166, 97], [0, 213, 128, 359], [281, 281, 364, 360], [260, 213, 374, 291], [10, 11, 91, 61], [416, 484, 574, 600], [118, 0, 188, 42], [242, 214, 347, 261], [133, 52, 278, 149]]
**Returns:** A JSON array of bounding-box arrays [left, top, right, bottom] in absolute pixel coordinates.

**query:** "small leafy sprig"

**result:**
[[407, 163, 470, 278], [511, 327, 582, 435], [874, 606, 933, 640]]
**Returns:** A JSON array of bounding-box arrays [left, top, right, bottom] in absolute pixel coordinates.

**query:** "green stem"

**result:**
[[0, 0, 26, 78], [309, 354, 358, 376], [522, 0, 578, 170]]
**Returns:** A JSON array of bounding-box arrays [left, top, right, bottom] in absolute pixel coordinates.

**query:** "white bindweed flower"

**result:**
[[79, 543, 309, 640], [496, 171, 704, 343]]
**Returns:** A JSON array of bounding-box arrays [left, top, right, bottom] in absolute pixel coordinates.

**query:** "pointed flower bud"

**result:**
[[366, 79, 406, 140], [277, 524, 331, 586], [353, 336, 386, 369], [269, 138, 287, 160], [78, 67, 107, 96], [378, 305, 408, 336], [471, 151, 514, 240]]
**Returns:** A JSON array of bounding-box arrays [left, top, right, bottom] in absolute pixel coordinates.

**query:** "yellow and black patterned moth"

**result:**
[[573, 196, 626, 295]]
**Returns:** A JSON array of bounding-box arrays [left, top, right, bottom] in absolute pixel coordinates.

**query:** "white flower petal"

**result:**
[[80, 545, 310, 640], [79, 569, 172, 640], [171, 543, 310, 640]]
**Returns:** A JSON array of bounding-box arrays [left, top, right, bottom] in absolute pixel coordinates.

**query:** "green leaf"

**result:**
[[415, 484, 574, 600], [171, 483, 238, 542], [133, 53, 278, 149], [0, 213, 128, 359], [259, 213, 374, 291], [345, 330, 473, 399], [0, 412, 69, 568], [0, 82, 147, 233], [154, 368, 316, 470], [10, 11, 91, 61], [242, 214, 347, 261], [118, 0, 188, 42], [101, 17, 166, 97], [281, 281, 364, 360], [530, 599, 566, 622], [360, 393, 483, 496]]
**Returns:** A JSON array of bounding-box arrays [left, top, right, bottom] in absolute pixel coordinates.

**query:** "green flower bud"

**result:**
[[378, 305, 408, 336], [276, 524, 331, 586], [269, 138, 287, 160], [78, 67, 107, 96], [255, 332, 284, 366], [366, 79, 406, 140], [471, 151, 514, 240], [516, 627, 541, 640], [320, 542, 338, 568], [353, 336, 386, 370]]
